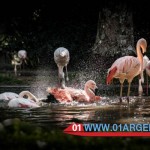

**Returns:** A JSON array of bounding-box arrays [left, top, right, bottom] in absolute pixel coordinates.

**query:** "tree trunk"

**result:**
[[92, 4, 134, 57]]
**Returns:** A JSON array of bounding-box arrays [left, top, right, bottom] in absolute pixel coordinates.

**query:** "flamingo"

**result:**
[[106, 38, 147, 103], [0, 92, 19, 100], [46, 80, 101, 103], [8, 98, 39, 108], [8, 91, 40, 108], [18, 50, 27, 60], [0, 91, 40, 108], [135, 55, 150, 97], [141, 55, 150, 95], [54, 47, 70, 88], [11, 50, 27, 75]]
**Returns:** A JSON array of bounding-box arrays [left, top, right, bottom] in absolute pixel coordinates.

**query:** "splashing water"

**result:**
[[30, 68, 58, 99]]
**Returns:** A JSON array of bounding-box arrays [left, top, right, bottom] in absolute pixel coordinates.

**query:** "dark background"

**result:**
[[0, 0, 150, 69]]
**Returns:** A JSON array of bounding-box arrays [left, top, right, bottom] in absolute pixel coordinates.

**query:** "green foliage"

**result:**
[[0, 118, 150, 149], [0, 74, 25, 85]]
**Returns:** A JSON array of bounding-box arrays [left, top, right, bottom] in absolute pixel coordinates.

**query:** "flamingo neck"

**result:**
[[19, 91, 39, 102], [136, 43, 143, 72], [12, 58, 22, 65], [84, 86, 95, 99]]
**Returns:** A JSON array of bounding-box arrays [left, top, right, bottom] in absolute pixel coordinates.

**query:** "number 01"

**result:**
[[72, 123, 81, 131]]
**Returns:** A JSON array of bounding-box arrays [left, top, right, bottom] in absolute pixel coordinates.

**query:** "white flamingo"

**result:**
[[54, 47, 70, 89], [8, 97, 39, 108], [106, 38, 147, 103], [0, 92, 19, 100], [11, 50, 27, 75], [8, 91, 40, 108], [0, 91, 41, 108]]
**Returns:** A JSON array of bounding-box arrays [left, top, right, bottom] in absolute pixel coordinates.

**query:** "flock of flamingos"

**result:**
[[0, 38, 150, 108]]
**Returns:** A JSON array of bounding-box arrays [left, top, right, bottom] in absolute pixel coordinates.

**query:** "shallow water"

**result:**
[[0, 86, 150, 130]]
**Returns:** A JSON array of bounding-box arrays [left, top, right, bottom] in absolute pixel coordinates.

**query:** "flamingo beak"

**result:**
[[106, 66, 117, 85], [106, 79, 111, 85]]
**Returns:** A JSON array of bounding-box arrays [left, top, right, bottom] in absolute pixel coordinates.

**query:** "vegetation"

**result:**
[[0, 118, 150, 149], [0, 1, 98, 70], [1, 1, 149, 71], [0, 74, 25, 85]]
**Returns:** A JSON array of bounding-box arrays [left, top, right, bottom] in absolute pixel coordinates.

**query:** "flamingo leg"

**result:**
[[127, 82, 131, 104], [14, 65, 17, 76], [58, 66, 65, 88], [22, 60, 24, 70], [119, 83, 123, 103], [60, 78, 65, 89], [65, 66, 69, 81], [146, 74, 148, 96], [138, 78, 143, 96]]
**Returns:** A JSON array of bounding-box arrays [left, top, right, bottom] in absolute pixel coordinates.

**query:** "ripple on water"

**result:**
[[0, 96, 150, 128]]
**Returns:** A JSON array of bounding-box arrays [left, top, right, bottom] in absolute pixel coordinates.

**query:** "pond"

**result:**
[[0, 86, 150, 131]]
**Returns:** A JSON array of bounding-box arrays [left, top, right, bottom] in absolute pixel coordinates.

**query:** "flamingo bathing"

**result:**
[[0, 91, 40, 108], [0, 92, 19, 101], [11, 50, 27, 75], [47, 80, 101, 103], [106, 38, 147, 103], [54, 47, 70, 88], [7, 91, 40, 108]]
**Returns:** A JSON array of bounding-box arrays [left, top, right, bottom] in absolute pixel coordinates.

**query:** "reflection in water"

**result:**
[[1, 95, 150, 130]]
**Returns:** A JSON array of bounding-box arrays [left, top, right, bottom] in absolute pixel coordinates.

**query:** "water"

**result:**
[[1, 86, 150, 130]]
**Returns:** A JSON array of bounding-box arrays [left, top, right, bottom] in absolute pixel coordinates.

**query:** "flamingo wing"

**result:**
[[47, 87, 73, 102], [8, 98, 39, 108], [107, 56, 140, 83], [65, 87, 90, 102], [0, 92, 19, 101]]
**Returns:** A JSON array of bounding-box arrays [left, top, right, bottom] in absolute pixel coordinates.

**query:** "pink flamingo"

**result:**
[[142, 55, 150, 95], [46, 80, 101, 103], [106, 38, 147, 103]]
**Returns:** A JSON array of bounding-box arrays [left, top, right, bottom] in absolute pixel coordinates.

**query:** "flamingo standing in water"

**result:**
[[54, 47, 70, 88], [8, 91, 40, 108], [47, 80, 101, 103], [141, 55, 150, 95], [11, 50, 27, 75], [106, 38, 147, 103]]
